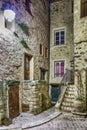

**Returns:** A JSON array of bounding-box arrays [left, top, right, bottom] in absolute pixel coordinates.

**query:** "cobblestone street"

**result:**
[[0, 107, 87, 130], [24, 113, 87, 130]]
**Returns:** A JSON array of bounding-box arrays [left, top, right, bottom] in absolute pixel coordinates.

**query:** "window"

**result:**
[[40, 44, 43, 55], [40, 68, 47, 80], [54, 61, 65, 77], [54, 29, 65, 45], [45, 47, 48, 57], [72, 0, 73, 13], [81, 0, 87, 18]]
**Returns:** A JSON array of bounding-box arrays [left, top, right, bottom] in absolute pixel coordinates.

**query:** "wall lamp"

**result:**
[[4, 9, 15, 22]]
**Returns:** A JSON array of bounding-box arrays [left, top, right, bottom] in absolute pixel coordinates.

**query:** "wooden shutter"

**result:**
[[81, 0, 87, 18]]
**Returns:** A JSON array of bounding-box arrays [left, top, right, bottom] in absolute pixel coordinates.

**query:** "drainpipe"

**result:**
[[48, 0, 50, 84], [48, 0, 51, 96]]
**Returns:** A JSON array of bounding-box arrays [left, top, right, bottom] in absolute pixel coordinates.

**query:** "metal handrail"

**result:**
[[55, 69, 74, 109], [60, 69, 74, 85]]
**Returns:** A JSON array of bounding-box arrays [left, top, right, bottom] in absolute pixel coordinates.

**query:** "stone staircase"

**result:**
[[60, 84, 75, 112]]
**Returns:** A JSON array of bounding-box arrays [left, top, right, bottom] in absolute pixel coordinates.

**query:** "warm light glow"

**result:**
[[4, 10, 15, 22]]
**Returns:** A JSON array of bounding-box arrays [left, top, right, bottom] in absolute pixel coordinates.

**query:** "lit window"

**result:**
[[54, 61, 65, 77]]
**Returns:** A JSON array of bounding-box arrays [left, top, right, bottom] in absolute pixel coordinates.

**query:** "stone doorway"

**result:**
[[51, 85, 61, 104]]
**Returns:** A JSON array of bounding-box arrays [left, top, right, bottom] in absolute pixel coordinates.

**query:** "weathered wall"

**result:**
[[50, 0, 74, 84], [74, 0, 87, 70], [0, 0, 49, 116], [0, 0, 49, 82], [74, 0, 87, 111], [23, 80, 51, 114]]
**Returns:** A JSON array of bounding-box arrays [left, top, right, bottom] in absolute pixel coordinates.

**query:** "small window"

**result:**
[[72, 0, 73, 13], [45, 47, 48, 57], [81, 0, 87, 18], [54, 29, 65, 45], [40, 44, 43, 55], [40, 68, 47, 80], [54, 61, 65, 77]]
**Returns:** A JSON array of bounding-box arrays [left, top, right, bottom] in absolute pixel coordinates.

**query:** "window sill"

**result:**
[[54, 44, 66, 47]]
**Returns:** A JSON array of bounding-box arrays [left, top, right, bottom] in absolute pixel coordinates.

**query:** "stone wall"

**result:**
[[74, 0, 87, 112], [0, 0, 49, 117], [23, 80, 51, 114], [74, 0, 87, 70], [0, 0, 49, 82], [50, 0, 74, 84]]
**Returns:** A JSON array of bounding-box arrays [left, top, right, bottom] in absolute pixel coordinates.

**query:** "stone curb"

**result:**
[[22, 112, 62, 129], [0, 124, 22, 130]]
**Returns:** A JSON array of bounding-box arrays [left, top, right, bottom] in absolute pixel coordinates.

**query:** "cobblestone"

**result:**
[[24, 113, 87, 130], [0, 107, 87, 130]]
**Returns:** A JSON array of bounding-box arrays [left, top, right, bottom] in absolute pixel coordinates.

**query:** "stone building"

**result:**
[[74, 0, 87, 114], [0, 0, 87, 119], [49, 0, 74, 103], [54, 0, 87, 114], [0, 0, 51, 119], [0, 0, 49, 83]]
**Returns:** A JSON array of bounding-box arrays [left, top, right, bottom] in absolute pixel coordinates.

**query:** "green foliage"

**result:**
[[18, 23, 29, 36], [2, 116, 9, 121], [20, 39, 28, 48], [75, 95, 83, 101], [14, 32, 19, 38]]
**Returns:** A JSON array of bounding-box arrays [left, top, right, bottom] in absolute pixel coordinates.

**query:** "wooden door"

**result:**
[[51, 85, 61, 103], [8, 86, 19, 119]]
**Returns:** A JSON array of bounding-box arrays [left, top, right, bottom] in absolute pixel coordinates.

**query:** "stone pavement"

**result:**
[[0, 107, 87, 130], [25, 113, 87, 130], [0, 107, 61, 130]]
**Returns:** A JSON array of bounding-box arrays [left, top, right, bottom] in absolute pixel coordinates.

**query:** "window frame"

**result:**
[[54, 60, 65, 77], [54, 28, 66, 46], [39, 44, 43, 56]]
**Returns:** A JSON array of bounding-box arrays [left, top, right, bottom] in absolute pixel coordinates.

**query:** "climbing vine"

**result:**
[[18, 23, 29, 36]]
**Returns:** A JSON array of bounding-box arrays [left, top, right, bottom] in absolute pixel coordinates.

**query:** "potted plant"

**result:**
[[1, 116, 12, 126]]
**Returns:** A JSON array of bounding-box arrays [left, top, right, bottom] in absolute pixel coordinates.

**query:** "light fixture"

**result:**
[[4, 9, 15, 22]]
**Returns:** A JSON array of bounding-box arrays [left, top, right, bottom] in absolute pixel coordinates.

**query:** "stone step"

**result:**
[[67, 87, 74, 91], [66, 91, 74, 95], [61, 106, 74, 112], [62, 102, 73, 107], [65, 94, 74, 99], [64, 98, 74, 102], [59, 84, 75, 113]]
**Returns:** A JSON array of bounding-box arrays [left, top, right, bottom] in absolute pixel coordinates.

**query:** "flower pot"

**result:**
[[1, 117, 12, 126], [2, 119, 12, 126], [74, 100, 84, 112]]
